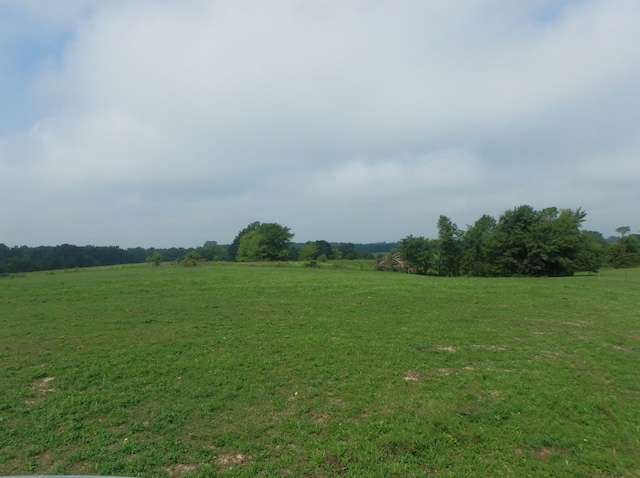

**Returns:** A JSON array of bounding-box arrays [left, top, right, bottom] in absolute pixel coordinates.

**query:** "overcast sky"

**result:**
[[1, 0, 638, 248]]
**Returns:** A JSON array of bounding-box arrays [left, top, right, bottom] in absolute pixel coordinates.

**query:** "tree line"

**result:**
[[379, 205, 639, 277], [2, 211, 636, 275], [0, 223, 379, 274], [0, 244, 191, 274]]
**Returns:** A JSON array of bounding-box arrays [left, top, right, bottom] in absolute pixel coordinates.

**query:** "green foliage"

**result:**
[[575, 230, 607, 273], [236, 223, 294, 262], [194, 241, 228, 262], [608, 235, 640, 268], [461, 214, 496, 276], [228, 221, 261, 261], [489, 204, 539, 276], [313, 240, 334, 260], [298, 242, 320, 261], [180, 250, 202, 266], [483, 205, 587, 276], [0, 244, 191, 273], [524, 207, 586, 276], [436, 215, 463, 276], [398, 235, 433, 275], [146, 251, 163, 266], [398, 205, 605, 277], [616, 225, 631, 237]]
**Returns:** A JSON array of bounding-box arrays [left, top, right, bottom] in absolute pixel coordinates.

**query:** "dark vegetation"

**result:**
[[1, 206, 637, 275], [386, 206, 638, 277]]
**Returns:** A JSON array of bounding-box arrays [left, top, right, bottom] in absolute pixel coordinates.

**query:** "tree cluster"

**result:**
[[392, 205, 637, 277], [4, 213, 635, 275], [232, 222, 294, 262], [0, 244, 190, 274]]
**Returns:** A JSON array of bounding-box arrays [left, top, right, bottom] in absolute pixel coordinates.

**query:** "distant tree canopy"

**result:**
[[228, 221, 261, 262], [616, 226, 631, 237], [2, 212, 635, 274], [235, 222, 294, 262], [0, 244, 190, 274], [393, 205, 630, 277]]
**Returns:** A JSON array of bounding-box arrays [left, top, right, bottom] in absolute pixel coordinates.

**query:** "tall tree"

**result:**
[[488, 205, 538, 276], [616, 226, 631, 237], [228, 221, 261, 261], [298, 242, 320, 261], [196, 241, 228, 261], [576, 230, 607, 273], [398, 235, 433, 275], [461, 214, 496, 276], [525, 207, 586, 276], [608, 235, 640, 268], [236, 223, 294, 262], [313, 240, 333, 260], [436, 215, 463, 276]]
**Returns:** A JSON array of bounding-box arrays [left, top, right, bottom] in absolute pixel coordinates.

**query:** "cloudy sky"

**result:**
[[1, 0, 638, 247]]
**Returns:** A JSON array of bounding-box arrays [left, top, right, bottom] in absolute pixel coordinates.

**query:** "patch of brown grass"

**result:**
[[403, 370, 420, 381], [166, 463, 198, 476], [323, 452, 346, 474], [30, 376, 56, 393], [216, 452, 252, 468]]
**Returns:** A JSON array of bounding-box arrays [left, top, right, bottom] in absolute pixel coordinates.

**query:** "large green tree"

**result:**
[[298, 242, 320, 261], [575, 230, 607, 273], [236, 223, 294, 262], [195, 241, 228, 261], [488, 205, 539, 276], [525, 207, 586, 276], [461, 214, 496, 276], [436, 215, 463, 276], [398, 235, 434, 275], [228, 221, 261, 261], [608, 235, 640, 268]]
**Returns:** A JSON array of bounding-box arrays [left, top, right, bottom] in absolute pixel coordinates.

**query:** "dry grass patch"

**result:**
[[472, 344, 506, 351], [30, 376, 55, 393], [166, 463, 198, 476], [215, 452, 252, 468], [403, 370, 420, 381]]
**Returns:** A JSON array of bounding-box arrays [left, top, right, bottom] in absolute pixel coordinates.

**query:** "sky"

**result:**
[[1, 0, 639, 248]]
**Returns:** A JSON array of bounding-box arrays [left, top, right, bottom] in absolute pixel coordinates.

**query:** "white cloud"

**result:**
[[1, 0, 639, 246]]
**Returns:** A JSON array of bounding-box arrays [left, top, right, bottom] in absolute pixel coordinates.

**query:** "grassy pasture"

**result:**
[[0, 263, 639, 477]]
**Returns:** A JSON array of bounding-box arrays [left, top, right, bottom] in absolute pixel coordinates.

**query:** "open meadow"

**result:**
[[1, 263, 639, 477]]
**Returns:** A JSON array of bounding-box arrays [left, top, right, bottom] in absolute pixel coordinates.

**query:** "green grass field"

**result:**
[[1, 263, 639, 477]]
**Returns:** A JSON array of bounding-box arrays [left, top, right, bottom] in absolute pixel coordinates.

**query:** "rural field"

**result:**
[[0, 262, 638, 477]]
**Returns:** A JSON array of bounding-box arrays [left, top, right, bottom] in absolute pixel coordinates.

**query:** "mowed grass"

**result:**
[[1, 263, 639, 477]]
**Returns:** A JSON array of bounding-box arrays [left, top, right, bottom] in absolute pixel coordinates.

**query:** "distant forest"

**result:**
[[0, 241, 396, 274], [1, 206, 638, 276]]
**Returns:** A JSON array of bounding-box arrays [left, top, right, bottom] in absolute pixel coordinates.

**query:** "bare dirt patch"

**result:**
[[314, 413, 330, 424], [532, 446, 565, 461], [539, 350, 562, 360], [434, 346, 456, 352], [324, 452, 346, 474], [472, 345, 506, 351], [563, 320, 589, 327], [216, 452, 252, 468], [436, 368, 456, 375], [166, 463, 198, 476], [30, 376, 56, 393], [66, 460, 90, 475], [403, 370, 420, 381]]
